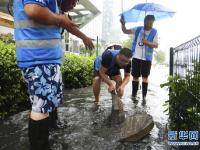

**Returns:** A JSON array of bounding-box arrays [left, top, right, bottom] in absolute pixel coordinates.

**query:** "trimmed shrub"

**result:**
[[0, 40, 29, 119], [161, 75, 200, 132], [61, 53, 95, 89]]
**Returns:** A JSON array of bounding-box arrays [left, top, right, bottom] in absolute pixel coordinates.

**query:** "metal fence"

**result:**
[[170, 35, 200, 100]]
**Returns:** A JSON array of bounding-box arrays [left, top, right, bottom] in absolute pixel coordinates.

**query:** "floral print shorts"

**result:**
[[21, 64, 63, 113]]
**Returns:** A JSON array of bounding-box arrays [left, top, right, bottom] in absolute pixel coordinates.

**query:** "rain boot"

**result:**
[[49, 108, 63, 130], [28, 117, 50, 150], [132, 81, 139, 98], [142, 82, 148, 101]]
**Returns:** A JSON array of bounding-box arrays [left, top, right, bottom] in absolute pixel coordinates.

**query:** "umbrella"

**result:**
[[121, 3, 175, 23]]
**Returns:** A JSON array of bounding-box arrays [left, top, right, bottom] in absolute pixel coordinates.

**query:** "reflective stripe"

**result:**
[[132, 26, 143, 53], [18, 57, 62, 62], [14, 20, 57, 28], [16, 39, 62, 48]]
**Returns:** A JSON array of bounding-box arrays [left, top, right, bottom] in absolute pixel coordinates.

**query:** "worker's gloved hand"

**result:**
[[82, 36, 94, 50], [58, 14, 79, 30], [117, 86, 124, 98], [120, 15, 125, 25]]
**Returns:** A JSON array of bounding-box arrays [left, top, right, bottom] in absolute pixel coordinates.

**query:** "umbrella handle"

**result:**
[[121, 0, 125, 24], [143, 31, 145, 39], [140, 30, 145, 40], [121, 0, 123, 13]]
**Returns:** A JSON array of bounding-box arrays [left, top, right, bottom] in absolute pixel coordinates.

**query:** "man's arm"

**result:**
[[99, 65, 113, 87], [116, 72, 130, 97], [24, 4, 74, 27], [117, 62, 131, 92], [99, 65, 116, 93], [66, 25, 94, 49], [120, 73, 131, 88], [143, 32, 159, 48], [24, 4, 94, 49], [120, 16, 133, 35], [142, 39, 158, 48]]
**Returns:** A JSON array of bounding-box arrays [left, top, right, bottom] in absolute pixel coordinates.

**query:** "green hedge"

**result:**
[[61, 54, 94, 89], [0, 34, 94, 119], [161, 75, 200, 132], [0, 39, 29, 119]]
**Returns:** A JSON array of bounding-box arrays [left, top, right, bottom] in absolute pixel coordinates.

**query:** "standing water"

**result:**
[[0, 66, 171, 150]]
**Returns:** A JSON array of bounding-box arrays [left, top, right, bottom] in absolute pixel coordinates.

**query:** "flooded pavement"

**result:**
[[0, 66, 172, 150]]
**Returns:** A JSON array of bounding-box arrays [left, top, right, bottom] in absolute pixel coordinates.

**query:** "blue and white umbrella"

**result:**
[[121, 3, 176, 23]]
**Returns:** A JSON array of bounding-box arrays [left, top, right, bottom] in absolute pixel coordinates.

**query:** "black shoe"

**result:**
[[28, 117, 51, 150]]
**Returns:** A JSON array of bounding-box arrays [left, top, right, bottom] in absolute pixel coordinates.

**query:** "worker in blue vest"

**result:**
[[120, 15, 158, 103], [93, 47, 132, 108], [13, 0, 94, 149]]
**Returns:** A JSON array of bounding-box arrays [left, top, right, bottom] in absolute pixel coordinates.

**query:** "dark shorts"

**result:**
[[21, 64, 63, 113], [131, 58, 152, 78]]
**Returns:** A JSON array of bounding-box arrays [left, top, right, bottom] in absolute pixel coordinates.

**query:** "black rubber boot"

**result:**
[[142, 82, 148, 100], [28, 117, 51, 150], [132, 81, 139, 98], [49, 108, 64, 130]]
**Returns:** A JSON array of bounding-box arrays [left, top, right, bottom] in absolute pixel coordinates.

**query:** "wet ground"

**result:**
[[0, 66, 172, 150]]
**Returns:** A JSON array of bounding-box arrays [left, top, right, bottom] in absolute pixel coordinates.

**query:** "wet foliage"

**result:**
[[161, 74, 200, 150], [161, 75, 200, 131], [0, 34, 29, 119]]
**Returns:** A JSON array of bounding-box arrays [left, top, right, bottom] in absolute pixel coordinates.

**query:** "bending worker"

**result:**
[[93, 47, 133, 107]]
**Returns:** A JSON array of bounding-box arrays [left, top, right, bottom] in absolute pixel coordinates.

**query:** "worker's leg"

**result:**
[[22, 64, 63, 150], [49, 107, 64, 130], [131, 58, 141, 97], [92, 76, 101, 105], [142, 77, 148, 100], [112, 74, 123, 96], [141, 60, 152, 100]]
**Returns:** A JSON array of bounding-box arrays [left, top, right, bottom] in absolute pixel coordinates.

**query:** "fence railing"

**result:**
[[170, 35, 200, 101]]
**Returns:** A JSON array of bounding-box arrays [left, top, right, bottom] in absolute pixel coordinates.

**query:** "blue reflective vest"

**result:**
[[132, 26, 157, 61], [14, 0, 63, 67], [94, 50, 119, 72]]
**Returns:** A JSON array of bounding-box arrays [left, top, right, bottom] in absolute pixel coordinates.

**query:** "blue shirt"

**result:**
[[14, 0, 63, 67]]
